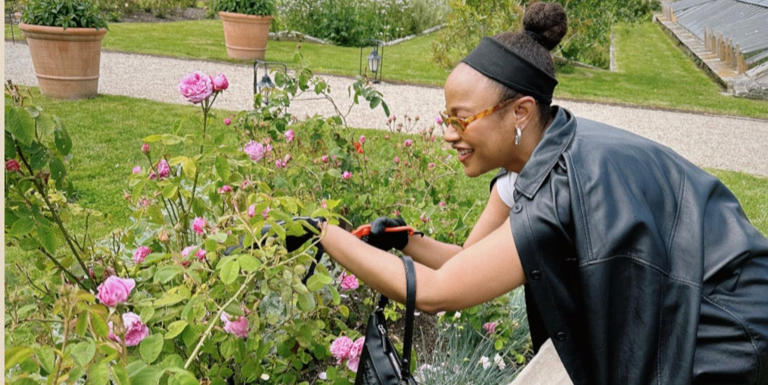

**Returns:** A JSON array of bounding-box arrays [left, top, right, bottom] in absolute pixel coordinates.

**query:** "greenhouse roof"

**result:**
[[672, 0, 768, 55]]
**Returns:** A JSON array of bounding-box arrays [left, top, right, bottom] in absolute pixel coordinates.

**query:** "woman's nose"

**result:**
[[442, 124, 461, 143]]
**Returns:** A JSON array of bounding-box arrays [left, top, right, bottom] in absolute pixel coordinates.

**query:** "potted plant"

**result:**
[[214, 0, 275, 60], [19, 0, 108, 99]]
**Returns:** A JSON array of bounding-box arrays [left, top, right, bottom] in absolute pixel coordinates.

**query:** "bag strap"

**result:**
[[400, 255, 416, 378], [301, 244, 325, 285]]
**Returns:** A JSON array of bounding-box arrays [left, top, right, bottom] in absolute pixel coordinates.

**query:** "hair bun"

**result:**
[[523, 2, 568, 51]]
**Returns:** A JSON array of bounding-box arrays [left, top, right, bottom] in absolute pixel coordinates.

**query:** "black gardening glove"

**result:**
[[224, 217, 324, 255], [280, 217, 324, 252], [365, 216, 411, 251]]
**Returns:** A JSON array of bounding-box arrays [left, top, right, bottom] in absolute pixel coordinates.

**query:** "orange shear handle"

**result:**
[[351, 224, 417, 239]]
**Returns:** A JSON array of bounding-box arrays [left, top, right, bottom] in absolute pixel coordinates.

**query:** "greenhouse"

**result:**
[[662, 0, 768, 98]]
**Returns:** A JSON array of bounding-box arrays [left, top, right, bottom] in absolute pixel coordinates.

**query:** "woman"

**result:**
[[299, 3, 768, 384]]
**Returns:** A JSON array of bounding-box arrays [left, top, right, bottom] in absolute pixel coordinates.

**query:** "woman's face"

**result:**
[[443, 64, 519, 177]]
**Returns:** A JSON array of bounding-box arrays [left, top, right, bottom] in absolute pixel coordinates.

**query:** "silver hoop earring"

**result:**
[[514, 126, 522, 145]]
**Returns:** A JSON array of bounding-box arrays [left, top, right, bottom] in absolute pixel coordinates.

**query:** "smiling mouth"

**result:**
[[456, 148, 474, 161]]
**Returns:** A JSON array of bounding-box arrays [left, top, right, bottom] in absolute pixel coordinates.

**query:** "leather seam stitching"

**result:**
[[703, 295, 761, 385], [567, 152, 593, 261], [666, 172, 685, 259], [580, 255, 701, 288]]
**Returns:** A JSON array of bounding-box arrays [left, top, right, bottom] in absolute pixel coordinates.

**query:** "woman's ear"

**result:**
[[512, 96, 538, 129]]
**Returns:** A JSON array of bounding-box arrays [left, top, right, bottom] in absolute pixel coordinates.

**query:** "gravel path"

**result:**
[[5, 42, 768, 176]]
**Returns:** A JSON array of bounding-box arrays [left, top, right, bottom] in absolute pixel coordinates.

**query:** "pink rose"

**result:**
[[182, 246, 206, 261], [347, 337, 365, 372], [131, 166, 142, 174], [243, 141, 266, 162], [284, 129, 295, 142], [438, 201, 447, 208], [218, 185, 232, 194], [261, 207, 271, 219], [359, 135, 366, 144], [435, 114, 443, 125], [404, 139, 413, 147], [275, 159, 286, 169], [341, 171, 352, 180], [221, 312, 249, 338], [178, 71, 213, 104], [330, 336, 353, 363], [141, 143, 150, 154], [420, 213, 429, 223], [338, 271, 359, 291], [6, 159, 20, 172], [428, 162, 435, 169], [224, 118, 232, 125], [483, 321, 499, 335], [247, 204, 256, 218], [122, 312, 149, 346], [321, 155, 329, 163], [150, 159, 170, 180], [393, 156, 399, 164], [192, 217, 206, 235], [133, 246, 151, 264], [212, 73, 229, 92], [97, 276, 136, 307]]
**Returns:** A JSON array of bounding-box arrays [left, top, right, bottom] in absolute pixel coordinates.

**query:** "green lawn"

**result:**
[[6, 89, 768, 242], [6, 19, 767, 118]]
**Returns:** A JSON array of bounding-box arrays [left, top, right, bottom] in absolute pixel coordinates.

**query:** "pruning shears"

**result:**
[[350, 224, 420, 239]]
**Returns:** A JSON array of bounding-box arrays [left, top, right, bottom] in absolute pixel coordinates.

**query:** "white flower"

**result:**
[[452, 311, 461, 320], [318, 372, 327, 380], [479, 356, 491, 369], [260, 373, 270, 381], [494, 354, 506, 370]]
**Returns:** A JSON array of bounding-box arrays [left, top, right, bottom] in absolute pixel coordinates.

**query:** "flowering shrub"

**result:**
[[4, 62, 530, 384]]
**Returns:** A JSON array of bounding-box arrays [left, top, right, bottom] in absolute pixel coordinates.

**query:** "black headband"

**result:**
[[461, 37, 557, 103]]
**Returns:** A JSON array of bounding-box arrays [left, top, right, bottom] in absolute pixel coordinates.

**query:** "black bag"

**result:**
[[355, 255, 418, 385]]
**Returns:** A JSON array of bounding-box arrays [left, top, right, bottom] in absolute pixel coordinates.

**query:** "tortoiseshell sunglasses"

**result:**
[[438, 98, 515, 133]]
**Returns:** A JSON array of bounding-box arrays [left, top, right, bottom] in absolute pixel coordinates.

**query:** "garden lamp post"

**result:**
[[359, 40, 383, 83], [253, 60, 286, 108]]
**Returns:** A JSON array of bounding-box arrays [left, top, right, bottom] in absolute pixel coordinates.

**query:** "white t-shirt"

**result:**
[[496, 169, 518, 207]]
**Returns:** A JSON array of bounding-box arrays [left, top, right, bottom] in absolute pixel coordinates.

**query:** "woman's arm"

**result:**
[[402, 183, 511, 268], [320, 216, 525, 313]]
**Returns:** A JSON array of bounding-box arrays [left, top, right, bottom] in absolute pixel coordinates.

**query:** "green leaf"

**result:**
[[10, 217, 35, 237], [297, 292, 316, 312], [139, 334, 164, 364], [338, 305, 350, 318], [54, 126, 73, 156], [154, 292, 186, 307], [305, 272, 332, 292], [238, 254, 262, 272], [75, 312, 89, 335], [87, 360, 109, 385], [170, 156, 196, 179], [36, 346, 56, 374], [37, 223, 56, 254], [161, 184, 178, 200], [168, 371, 199, 385], [130, 365, 163, 385], [5, 131, 17, 158], [5, 346, 34, 369], [49, 156, 67, 186], [139, 307, 155, 324], [90, 312, 109, 338], [154, 265, 183, 284], [69, 340, 96, 367], [165, 320, 188, 339], [6, 107, 35, 146], [112, 365, 130, 385], [219, 257, 240, 284], [214, 156, 230, 181]]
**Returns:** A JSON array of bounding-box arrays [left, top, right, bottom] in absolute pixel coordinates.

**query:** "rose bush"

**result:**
[[4, 61, 530, 384]]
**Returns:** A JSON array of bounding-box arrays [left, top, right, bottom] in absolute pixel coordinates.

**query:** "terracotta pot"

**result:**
[[20, 23, 107, 99], [219, 11, 272, 60]]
